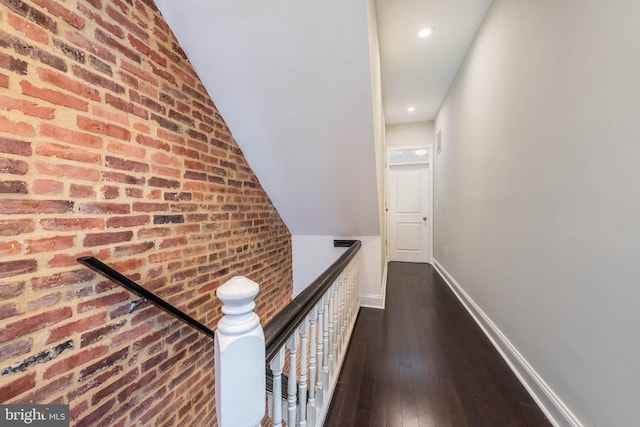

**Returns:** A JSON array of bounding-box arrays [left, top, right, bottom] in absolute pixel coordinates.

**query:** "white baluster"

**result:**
[[215, 276, 264, 427], [330, 284, 338, 372], [308, 306, 318, 426], [298, 322, 308, 426], [336, 276, 344, 356], [322, 293, 330, 390], [340, 273, 346, 351], [328, 284, 335, 376], [316, 298, 325, 408], [345, 269, 353, 332], [287, 334, 299, 427], [270, 347, 285, 427]]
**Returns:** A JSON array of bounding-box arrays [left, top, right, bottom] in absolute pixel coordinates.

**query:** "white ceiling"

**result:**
[[154, 0, 490, 236], [377, 0, 493, 124]]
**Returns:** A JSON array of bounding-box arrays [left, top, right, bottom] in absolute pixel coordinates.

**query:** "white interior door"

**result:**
[[388, 163, 430, 263]]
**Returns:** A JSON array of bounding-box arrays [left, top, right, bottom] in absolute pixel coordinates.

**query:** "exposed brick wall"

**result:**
[[0, 0, 293, 425]]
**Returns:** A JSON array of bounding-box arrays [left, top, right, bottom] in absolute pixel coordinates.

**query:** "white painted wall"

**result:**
[[292, 236, 384, 308], [292, 236, 347, 296], [156, 0, 380, 237], [435, 0, 640, 425], [385, 121, 435, 148], [367, 0, 387, 291]]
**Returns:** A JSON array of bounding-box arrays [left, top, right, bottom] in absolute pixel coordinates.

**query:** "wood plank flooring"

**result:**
[[324, 262, 551, 427]]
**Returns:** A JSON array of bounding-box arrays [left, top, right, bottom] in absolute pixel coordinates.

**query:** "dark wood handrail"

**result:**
[[264, 240, 361, 363], [77, 256, 215, 338]]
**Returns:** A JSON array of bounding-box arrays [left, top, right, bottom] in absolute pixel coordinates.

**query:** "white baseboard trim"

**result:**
[[360, 261, 387, 309], [432, 259, 583, 427]]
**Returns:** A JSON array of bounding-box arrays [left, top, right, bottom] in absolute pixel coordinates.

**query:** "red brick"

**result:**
[[0, 157, 28, 175], [27, 292, 61, 311], [79, 348, 128, 382], [0, 219, 35, 236], [35, 141, 101, 164], [0, 337, 31, 363], [102, 185, 119, 199], [93, 105, 129, 127], [0, 51, 28, 74], [139, 391, 174, 424], [0, 73, 8, 88], [24, 235, 75, 254], [22, 373, 74, 404], [105, 93, 148, 119], [130, 89, 165, 114], [92, 368, 139, 405], [111, 321, 153, 346], [77, 291, 128, 313], [136, 134, 169, 151], [78, 202, 130, 214], [20, 80, 88, 111], [0, 180, 27, 194], [83, 231, 132, 247], [80, 318, 127, 347], [0, 373, 36, 401], [31, 269, 95, 291], [36, 67, 100, 101], [0, 93, 55, 118], [76, 398, 116, 427], [0, 302, 22, 320], [32, 179, 64, 195], [8, 12, 49, 43], [77, 116, 131, 141], [31, 0, 86, 29], [102, 172, 145, 186], [0, 115, 35, 137], [132, 202, 168, 213], [47, 249, 109, 268], [121, 60, 158, 86], [89, 55, 112, 75], [77, 3, 123, 38], [117, 370, 156, 403], [106, 5, 148, 41], [106, 141, 145, 160], [105, 215, 149, 229], [46, 312, 106, 344], [40, 123, 102, 148], [65, 30, 115, 63], [0, 307, 72, 343], [44, 344, 109, 379], [170, 64, 196, 87], [72, 65, 125, 94], [69, 183, 96, 198], [34, 160, 100, 181], [0, 259, 37, 278], [94, 28, 140, 62], [39, 218, 103, 232]]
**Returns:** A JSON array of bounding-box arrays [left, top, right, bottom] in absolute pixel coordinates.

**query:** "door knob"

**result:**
[[423, 217, 427, 221]]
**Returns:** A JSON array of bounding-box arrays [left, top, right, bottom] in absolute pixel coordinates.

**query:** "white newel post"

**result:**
[[215, 276, 264, 427]]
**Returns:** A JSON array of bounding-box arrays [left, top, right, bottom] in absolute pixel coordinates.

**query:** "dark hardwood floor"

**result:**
[[324, 262, 551, 427]]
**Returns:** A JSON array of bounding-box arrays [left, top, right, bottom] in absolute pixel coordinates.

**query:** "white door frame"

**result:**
[[385, 145, 434, 264]]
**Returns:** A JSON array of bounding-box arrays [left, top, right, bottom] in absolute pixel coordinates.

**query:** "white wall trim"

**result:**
[[360, 260, 387, 309], [432, 259, 583, 427]]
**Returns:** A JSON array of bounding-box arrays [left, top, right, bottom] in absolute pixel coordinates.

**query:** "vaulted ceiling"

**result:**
[[155, 0, 490, 236]]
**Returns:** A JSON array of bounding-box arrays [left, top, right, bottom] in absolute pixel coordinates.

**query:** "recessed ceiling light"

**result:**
[[415, 149, 428, 156], [418, 28, 433, 38], [407, 106, 416, 112]]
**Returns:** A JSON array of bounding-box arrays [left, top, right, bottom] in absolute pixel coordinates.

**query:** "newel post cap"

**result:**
[[216, 276, 260, 336], [217, 276, 259, 313]]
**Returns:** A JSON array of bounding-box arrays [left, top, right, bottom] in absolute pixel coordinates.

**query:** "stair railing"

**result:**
[[77, 239, 362, 427], [215, 240, 362, 427]]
